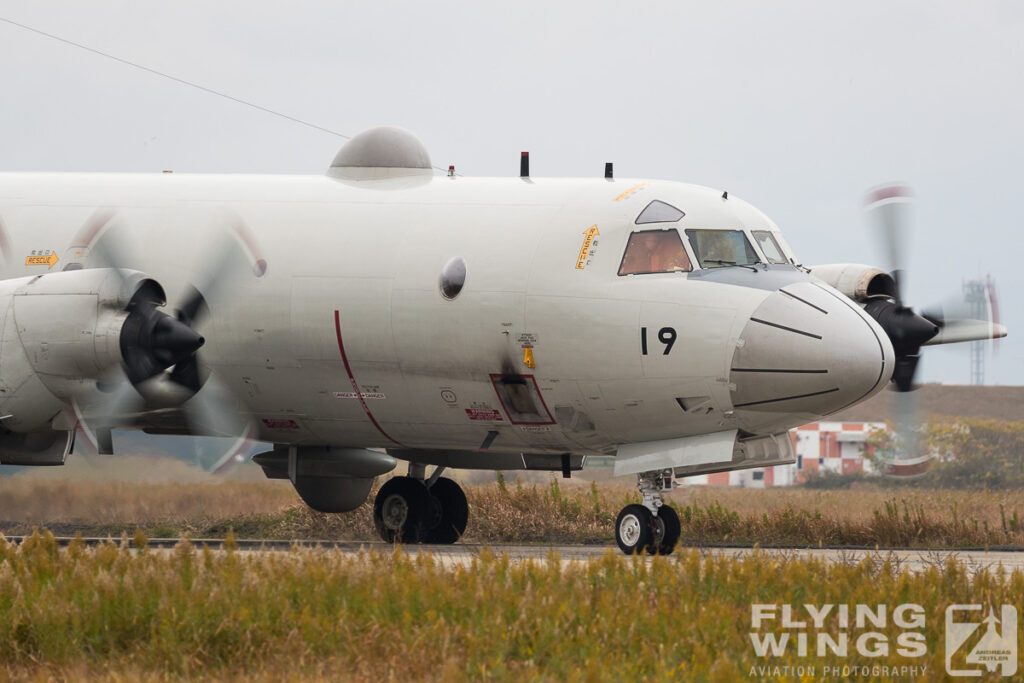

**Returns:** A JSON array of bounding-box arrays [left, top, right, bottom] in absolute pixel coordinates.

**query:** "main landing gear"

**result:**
[[615, 469, 681, 556], [372, 464, 469, 544]]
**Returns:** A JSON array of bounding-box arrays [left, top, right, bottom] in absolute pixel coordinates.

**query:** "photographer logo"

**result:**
[[945, 605, 1017, 677]]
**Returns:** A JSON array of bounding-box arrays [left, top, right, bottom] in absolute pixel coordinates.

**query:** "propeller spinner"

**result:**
[[119, 280, 206, 387]]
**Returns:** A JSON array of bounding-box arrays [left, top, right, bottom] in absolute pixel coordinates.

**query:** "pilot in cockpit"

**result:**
[[618, 230, 692, 275]]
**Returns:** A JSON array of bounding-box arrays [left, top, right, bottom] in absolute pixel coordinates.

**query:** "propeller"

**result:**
[[921, 275, 1004, 347], [862, 186, 940, 392], [70, 209, 267, 470], [863, 185, 1006, 470], [864, 185, 1007, 391]]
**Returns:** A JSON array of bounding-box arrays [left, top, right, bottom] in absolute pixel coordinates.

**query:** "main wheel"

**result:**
[[423, 477, 469, 544], [648, 505, 681, 556], [616, 504, 654, 555], [373, 477, 428, 543]]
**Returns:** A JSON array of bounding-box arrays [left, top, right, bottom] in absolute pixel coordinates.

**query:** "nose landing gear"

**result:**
[[372, 465, 469, 544], [614, 469, 681, 555]]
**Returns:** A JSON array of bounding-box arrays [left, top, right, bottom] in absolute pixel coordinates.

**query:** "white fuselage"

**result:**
[[0, 172, 894, 456]]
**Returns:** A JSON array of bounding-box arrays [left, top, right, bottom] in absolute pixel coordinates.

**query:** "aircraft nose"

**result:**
[[729, 282, 894, 417]]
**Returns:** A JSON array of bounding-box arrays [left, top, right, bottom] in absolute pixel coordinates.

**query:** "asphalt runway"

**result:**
[[352, 544, 1024, 573], [10, 537, 1024, 572]]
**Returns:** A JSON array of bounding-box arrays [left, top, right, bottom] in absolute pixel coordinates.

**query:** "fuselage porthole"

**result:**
[[439, 257, 467, 299]]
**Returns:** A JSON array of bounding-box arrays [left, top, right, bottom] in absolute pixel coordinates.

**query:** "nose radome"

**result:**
[[729, 282, 894, 417]]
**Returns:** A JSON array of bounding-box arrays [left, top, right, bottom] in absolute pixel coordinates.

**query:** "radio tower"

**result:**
[[963, 275, 997, 385]]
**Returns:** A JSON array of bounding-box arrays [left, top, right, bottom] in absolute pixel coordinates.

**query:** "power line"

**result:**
[[1, 16, 461, 175], [0, 16, 353, 141]]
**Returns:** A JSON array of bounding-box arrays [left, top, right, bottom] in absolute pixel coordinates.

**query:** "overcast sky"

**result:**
[[2, 1, 1022, 387]]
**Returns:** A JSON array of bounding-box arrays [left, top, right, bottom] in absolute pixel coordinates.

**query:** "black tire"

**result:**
[[650, 505, 681, 555], [615, 504, 653, 555], [423, 478, 469, 544], [373, 477, 428, 543]]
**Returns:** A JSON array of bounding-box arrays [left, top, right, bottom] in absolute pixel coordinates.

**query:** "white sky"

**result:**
[[2, 1, 1022, 387]]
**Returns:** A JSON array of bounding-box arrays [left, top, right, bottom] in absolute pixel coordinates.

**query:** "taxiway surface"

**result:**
[[14, 537, 1024, 573]]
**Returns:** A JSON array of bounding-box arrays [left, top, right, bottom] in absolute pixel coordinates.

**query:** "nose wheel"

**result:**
[[614, 469, 681, 555], [615, 505, 654, 554], [650, 504, 681, 555], [372, 468, 469, 544]]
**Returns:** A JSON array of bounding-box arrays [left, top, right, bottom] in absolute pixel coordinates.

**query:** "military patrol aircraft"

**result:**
[[0, 126, 1006, 554]]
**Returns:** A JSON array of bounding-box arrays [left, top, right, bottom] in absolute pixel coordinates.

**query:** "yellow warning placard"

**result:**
[[575, 225, 599, 270], [25, 251, 59, 268]]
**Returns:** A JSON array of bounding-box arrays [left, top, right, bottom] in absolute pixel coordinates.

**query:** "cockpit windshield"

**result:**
[[751, 230, 789, 264], [635, 200, 685, 225], [685, 229, 759, 268], [618, 229, 692, 275]]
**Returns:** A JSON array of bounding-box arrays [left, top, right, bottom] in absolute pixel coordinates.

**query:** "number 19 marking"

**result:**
[[640, 326, 677, 355]]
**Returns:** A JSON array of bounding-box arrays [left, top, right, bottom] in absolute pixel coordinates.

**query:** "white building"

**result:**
[[686, 421, 886, 487]]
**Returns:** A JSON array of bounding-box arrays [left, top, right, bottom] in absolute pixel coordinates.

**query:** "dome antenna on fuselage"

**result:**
[[327, 126, 433, 180]]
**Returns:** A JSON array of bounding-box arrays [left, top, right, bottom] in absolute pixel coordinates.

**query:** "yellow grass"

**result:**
[[0, 531, 1021, 681], [1, 469, 1023, 547]]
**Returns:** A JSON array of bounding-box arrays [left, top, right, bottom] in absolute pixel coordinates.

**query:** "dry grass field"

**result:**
[[1, 531, 1021, 681], [3, 455, 1024, 680], [2, 458, 1023, 547]]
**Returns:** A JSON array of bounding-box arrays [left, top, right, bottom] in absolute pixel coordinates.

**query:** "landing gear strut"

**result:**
[[615, 469, 681, 555], [372, 465, 469, 544]]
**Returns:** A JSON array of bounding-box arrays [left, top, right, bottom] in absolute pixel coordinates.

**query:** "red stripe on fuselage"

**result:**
[[867, 185, 911, 204], [333, 310, 406, 448]]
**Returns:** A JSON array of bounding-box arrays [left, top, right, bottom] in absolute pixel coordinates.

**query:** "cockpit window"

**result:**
[[635, 200, 685, 225], [618, 229, 692, 275], [752, 230, 789, 264], [685, 229, 759, 268]]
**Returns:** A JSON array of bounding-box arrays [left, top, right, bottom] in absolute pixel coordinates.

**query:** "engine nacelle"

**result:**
[[0, 267, 206, 465], [809, 263, 897, 302], [0, 269, 162, 445]]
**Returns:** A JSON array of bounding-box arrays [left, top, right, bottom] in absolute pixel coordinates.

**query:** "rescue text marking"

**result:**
[[575, 225, 599, 270]]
